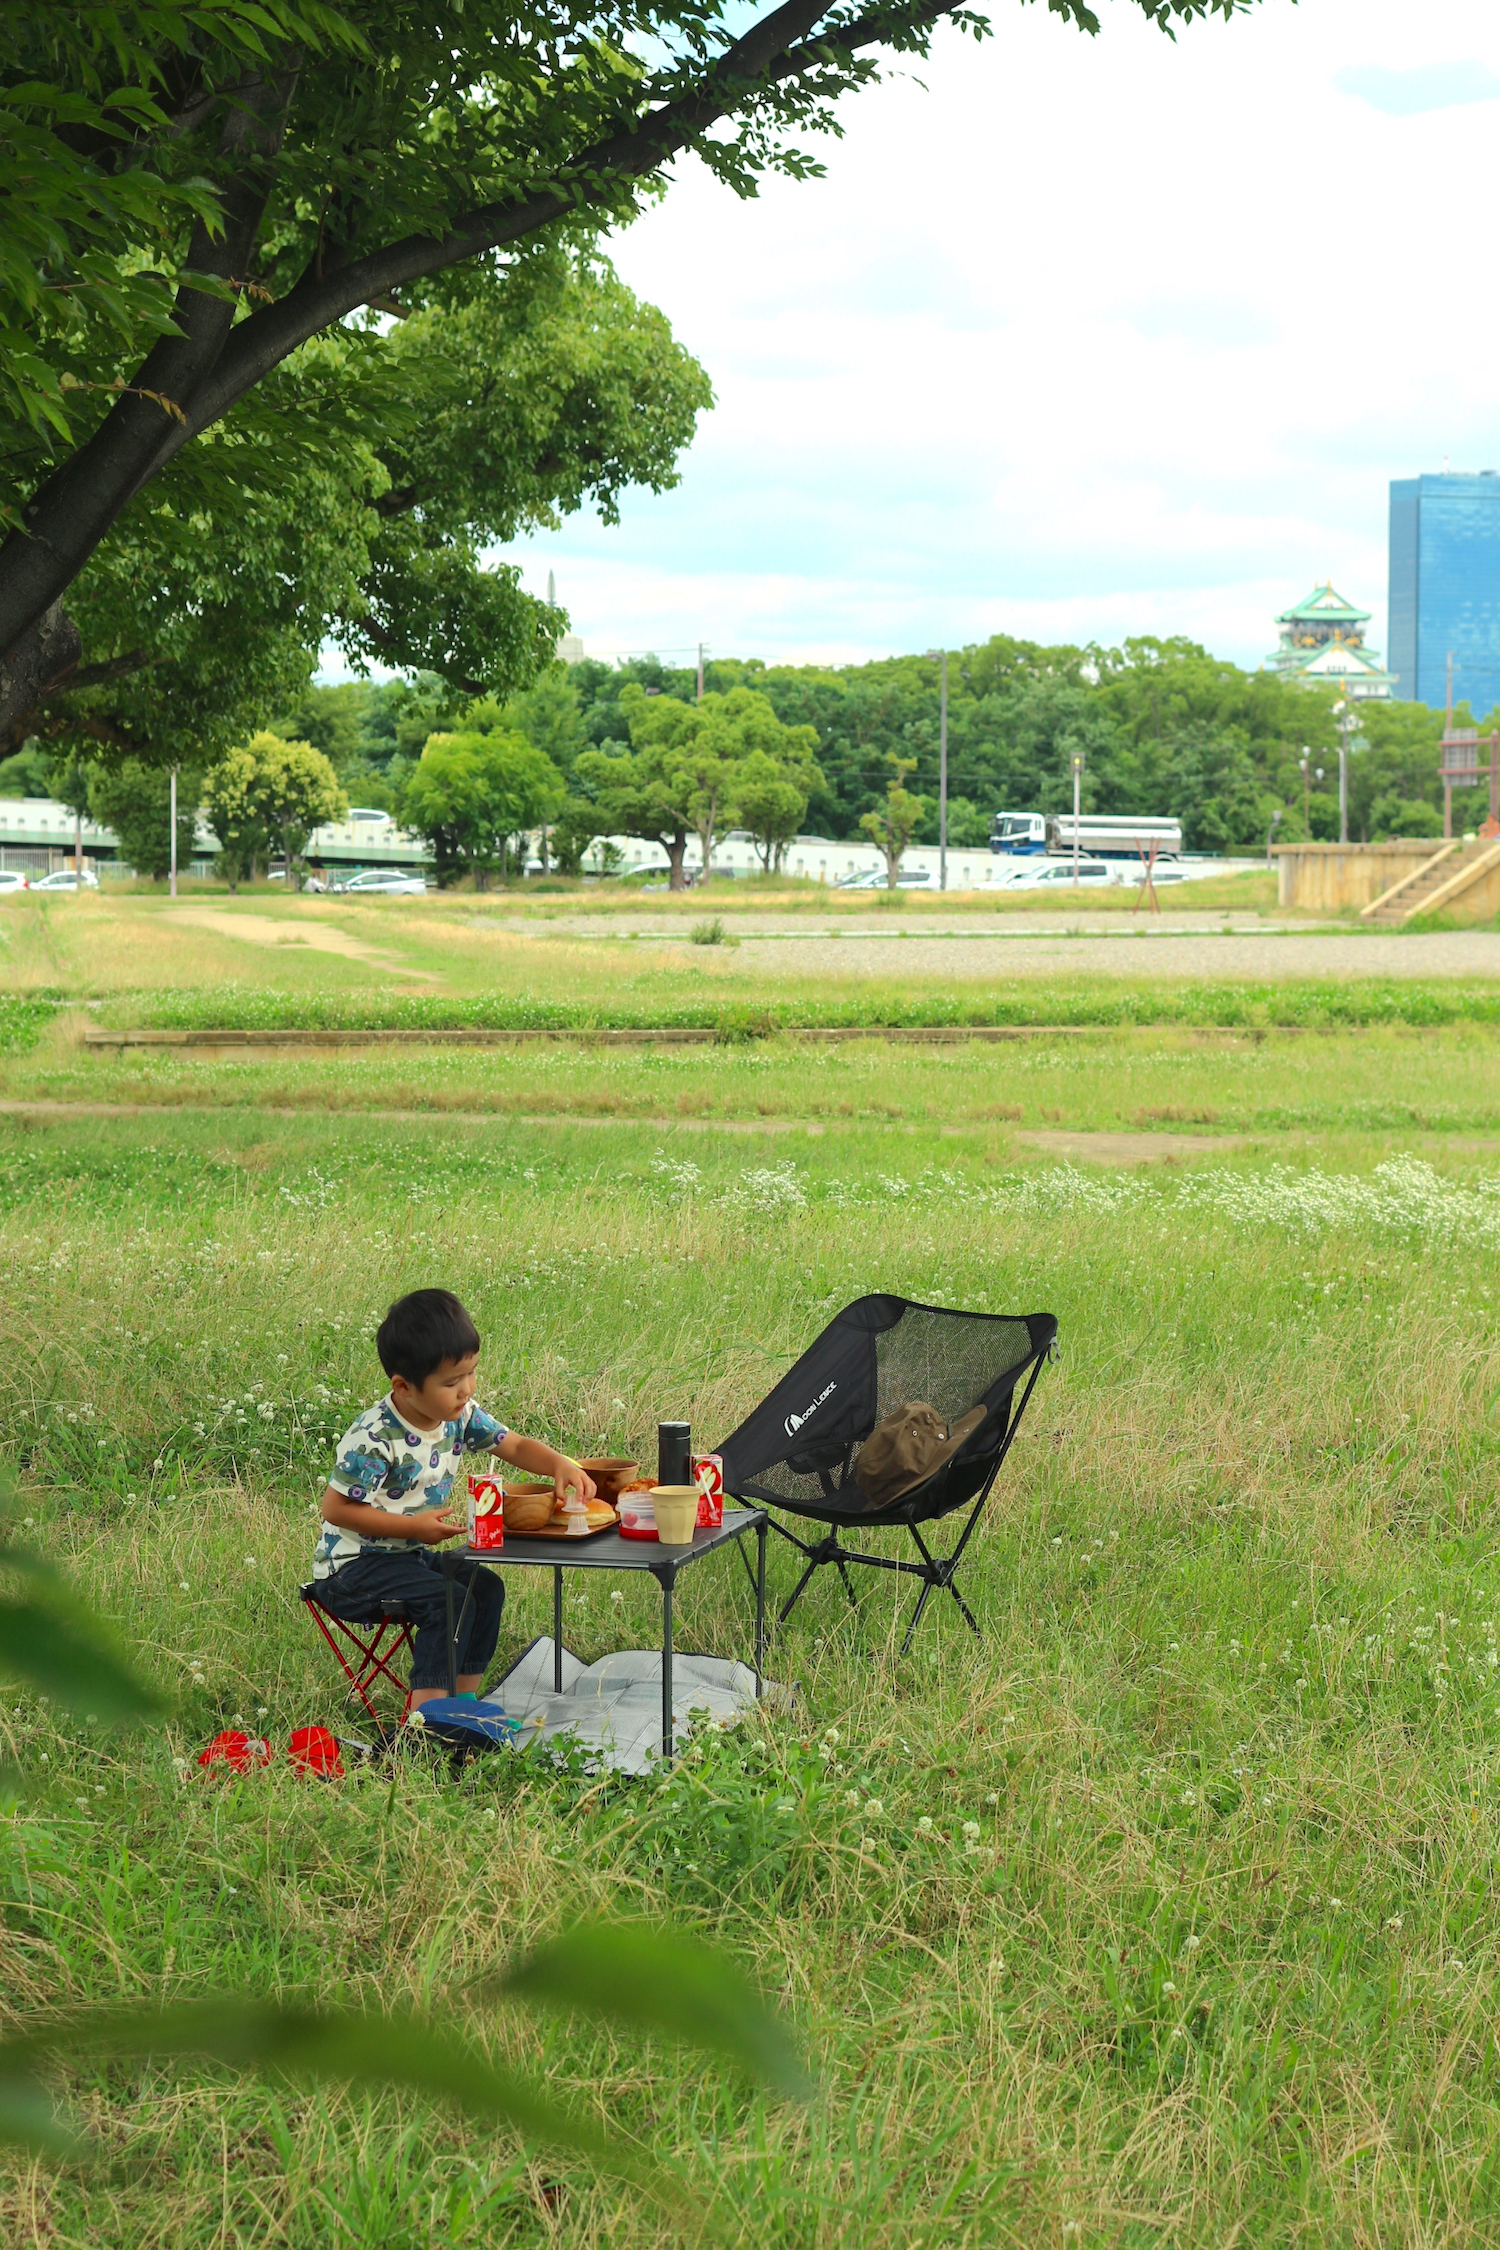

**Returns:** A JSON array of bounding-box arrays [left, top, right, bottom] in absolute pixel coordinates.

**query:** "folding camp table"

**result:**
[[439, 1508, 768, 1760]]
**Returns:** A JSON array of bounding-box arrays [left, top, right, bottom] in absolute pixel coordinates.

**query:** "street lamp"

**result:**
[[1266, 806, 1283, 866], [1297, 749, 1326, 839], [926, 648, 948, 891], [1331, 696, 1359, 844]]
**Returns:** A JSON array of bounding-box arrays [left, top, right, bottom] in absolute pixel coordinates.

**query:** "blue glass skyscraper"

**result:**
[[1389, 472, 1500, 715]]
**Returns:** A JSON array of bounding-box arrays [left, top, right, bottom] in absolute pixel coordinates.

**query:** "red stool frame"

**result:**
[[298, 1582, 415, 1734]]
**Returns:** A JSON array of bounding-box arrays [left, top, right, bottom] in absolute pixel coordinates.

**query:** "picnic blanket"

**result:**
[[449, 1637, 779, 1775]]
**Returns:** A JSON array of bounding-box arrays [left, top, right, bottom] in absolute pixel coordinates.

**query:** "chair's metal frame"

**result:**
[[298, 1582, 415, 1733], [765, 1347, 1053, 1654]]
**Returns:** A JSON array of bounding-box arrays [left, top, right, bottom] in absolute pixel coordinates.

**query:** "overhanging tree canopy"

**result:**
[[1, 0, 1257, 736]]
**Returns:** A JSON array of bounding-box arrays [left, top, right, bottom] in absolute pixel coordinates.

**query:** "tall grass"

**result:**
[[4, 1106, 1500, 2241]]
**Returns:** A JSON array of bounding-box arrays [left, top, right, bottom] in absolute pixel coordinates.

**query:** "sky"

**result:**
[[483, 0, 1500, 676]]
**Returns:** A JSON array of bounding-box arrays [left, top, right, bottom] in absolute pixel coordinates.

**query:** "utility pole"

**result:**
[[169, 767, 178, 899], [1071, 749, 1085, 886], [938, 649, 948, 892], [1332, 696, 1358, 844]]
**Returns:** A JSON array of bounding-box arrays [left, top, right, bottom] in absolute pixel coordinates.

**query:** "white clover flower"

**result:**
[[844, 1791, 861, 1809], [244, 1556, 257, 1567], [986, 1791, 1000, 1805], [38, 1753, 47, 1763], [1162, 1980, 1177, 1996], [256, 1706, 268, 1718], [917, 1816, 934, 1834], [962, 1820, 981, 1840], [178, 1581, 190, 1592], [1385, 1915, 1404, 1932], [610, 1591, 623, 1606], [1329, 1898, 1343, 1911], [822, 1727, 840, 1747], [1182, 1935, 1201, 1952], [864, 1799, 884, 1818]]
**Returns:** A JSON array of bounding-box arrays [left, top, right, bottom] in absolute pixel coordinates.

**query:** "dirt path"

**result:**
[[166, 908, 442, 980]]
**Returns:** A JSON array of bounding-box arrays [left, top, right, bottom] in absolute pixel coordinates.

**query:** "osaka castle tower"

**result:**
[[1265, 581, 1394, 700]]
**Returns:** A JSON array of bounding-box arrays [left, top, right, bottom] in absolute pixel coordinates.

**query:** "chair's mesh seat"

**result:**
[[718, 1296, 1053, 1524]]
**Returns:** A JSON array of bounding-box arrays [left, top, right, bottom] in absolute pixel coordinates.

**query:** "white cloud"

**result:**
[[490, 0, 1500, 670]]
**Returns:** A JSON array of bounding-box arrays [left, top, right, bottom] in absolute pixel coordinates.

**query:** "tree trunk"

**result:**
[[884, 842, 900, 889], [0, 605, 82, 754], [666, 832, 688, 890]]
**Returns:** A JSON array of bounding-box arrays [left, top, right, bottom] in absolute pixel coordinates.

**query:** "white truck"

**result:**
[[989, 810, 1183, 860]]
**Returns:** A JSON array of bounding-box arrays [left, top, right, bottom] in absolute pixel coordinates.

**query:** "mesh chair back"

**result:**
[[717, 1295, 1056, 1525]]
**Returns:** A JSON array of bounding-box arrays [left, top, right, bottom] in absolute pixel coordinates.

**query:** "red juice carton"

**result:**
[[692, 1452, 723, 1528], [469, 1475, 505, 1551]]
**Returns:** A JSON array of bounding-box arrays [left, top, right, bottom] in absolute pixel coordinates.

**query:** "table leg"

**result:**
[[443, 1551, 457, 1699], [553, 1567, 563, 1692], [661, 1568, 675, 1763], [755, 1515, 766, 1700]]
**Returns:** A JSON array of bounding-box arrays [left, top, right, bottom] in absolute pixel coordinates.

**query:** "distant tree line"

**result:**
[[0, 631, 1465, 884]]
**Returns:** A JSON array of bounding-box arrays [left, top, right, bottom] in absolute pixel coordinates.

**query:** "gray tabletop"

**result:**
[[450, 1507, 764, 1572]]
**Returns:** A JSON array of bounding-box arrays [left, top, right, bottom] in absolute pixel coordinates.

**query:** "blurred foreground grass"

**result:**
[[4, 1084, 1500, 2242]]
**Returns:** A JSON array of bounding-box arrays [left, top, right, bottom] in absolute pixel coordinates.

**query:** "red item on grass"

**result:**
[[196, 1730, 273, 1774], [288, 1725, 344, 1778]]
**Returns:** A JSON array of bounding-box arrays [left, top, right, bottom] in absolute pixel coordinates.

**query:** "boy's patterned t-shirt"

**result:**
[[315, 1396, 508, 1577]]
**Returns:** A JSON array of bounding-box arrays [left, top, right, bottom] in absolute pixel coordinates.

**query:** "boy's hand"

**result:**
[[410, 1508, 465, 1546], [553, 1459, 596, 1506]]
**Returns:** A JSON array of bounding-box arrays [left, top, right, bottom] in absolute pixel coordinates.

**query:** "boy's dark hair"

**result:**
[[376, 1289, 481, 1385]]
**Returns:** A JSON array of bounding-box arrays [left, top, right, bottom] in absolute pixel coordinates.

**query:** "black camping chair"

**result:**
[[716, 1295, 1057, 1654]]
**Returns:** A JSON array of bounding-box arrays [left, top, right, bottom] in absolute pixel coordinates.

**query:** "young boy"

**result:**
[[313, 1288, 595, 1709]]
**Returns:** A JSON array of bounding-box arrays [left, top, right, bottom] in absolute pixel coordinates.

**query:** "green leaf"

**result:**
[[0, 2000, 634, 2171], [0, 2074, 81, 2160], [0, 1551, 165, 1725], [501, 1921, 813, 2102]]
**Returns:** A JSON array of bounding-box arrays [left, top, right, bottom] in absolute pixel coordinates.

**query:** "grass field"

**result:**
[[6, 909, 1500, 2245]]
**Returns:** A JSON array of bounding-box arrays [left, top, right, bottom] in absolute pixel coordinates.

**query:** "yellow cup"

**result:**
[[652, 1486, 699, 1546]]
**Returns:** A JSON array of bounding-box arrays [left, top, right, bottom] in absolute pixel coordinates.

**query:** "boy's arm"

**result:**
[[320, 1487, 462, 1545], [493, 1433, 597, 1505]]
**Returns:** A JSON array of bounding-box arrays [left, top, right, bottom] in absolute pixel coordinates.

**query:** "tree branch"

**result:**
[[0, 2, 952, 676], [0, 59, 303, 658]]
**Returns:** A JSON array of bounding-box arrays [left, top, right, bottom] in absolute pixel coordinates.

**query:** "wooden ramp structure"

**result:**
[[1360, 837, 1500, 927]]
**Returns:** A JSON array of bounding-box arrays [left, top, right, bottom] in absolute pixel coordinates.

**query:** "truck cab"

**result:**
[[989, 811, 1050, 854]]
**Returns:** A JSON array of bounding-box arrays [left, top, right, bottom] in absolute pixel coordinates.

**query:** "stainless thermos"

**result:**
[[657, 1421, 691, 1486]]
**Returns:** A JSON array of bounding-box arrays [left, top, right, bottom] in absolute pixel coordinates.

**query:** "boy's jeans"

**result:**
[[315, 1549, 504, 1690]]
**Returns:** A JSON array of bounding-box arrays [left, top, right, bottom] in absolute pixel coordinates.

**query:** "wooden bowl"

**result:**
[[502, 1484, 556, 1534], [578, 1456, 638, 1502]]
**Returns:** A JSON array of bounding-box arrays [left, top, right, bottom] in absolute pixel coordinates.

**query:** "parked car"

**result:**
[[331, 869, 429, 895], [992, 858, 1117, 890], [31, 869, 99, 891], [0, 871, 29, 894]]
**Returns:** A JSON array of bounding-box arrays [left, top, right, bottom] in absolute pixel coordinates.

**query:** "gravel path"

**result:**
[[724, 931, 1500, 981]]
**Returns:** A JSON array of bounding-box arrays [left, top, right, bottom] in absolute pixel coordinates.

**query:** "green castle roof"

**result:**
[[1275, 581, 1371, 627]]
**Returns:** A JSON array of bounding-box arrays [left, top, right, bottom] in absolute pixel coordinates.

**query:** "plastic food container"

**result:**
[[617, 1491, 657, 1542]]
